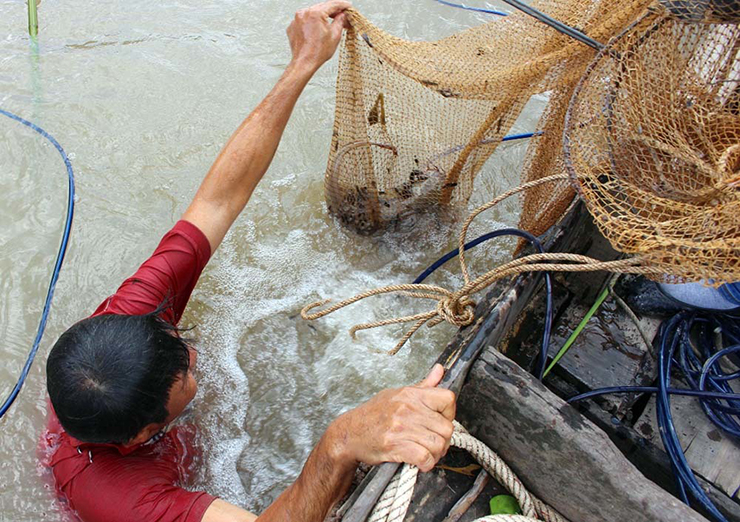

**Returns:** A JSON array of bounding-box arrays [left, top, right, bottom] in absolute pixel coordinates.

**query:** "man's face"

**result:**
[[164, 347, 198, 423]]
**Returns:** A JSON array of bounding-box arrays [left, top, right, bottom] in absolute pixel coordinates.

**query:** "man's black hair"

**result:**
[[46, 311, 191, 444]]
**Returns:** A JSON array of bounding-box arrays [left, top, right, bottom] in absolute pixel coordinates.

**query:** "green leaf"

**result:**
[[490, 495, 521, 515]]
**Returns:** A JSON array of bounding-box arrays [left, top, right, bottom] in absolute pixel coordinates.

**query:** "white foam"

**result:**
[[187, 131, 523, 511]]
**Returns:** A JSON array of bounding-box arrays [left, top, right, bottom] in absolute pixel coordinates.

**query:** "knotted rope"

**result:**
[[368, 421, 569, 522], [302, 174, 658, 355]]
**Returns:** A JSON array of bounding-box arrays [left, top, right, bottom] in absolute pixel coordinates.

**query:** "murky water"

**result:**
[[0, 0, 542, 519]]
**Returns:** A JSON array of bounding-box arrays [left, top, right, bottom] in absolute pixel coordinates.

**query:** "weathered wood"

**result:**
[[441, 470, 491, 522], [341, 226, 552, 522], [334, 466, 378, 520], [404, 447, 503, 521], [496, 201, 740, 518], [341, 463, 400, 522], [635, 393, 740, 500], [544, 297, 656, 412], [500, 201, 660, 418], [457, 348, 710, 522], [550, 371, 740, 522]]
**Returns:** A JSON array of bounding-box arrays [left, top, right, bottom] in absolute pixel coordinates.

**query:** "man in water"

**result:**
[[42, 2, 456, 521]]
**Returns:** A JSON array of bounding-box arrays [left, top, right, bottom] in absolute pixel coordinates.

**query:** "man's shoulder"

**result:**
[[46, 428, 208, 522], [88, 220, 212, 324]]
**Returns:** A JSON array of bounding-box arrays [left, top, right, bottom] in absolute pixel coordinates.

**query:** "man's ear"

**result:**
[[124, 423, 163, 447]]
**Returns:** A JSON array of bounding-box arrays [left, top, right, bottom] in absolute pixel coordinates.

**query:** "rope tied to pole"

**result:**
[[436, 295, 476, 327], [301, 174, 658, 356], [368, 421, 569, 522]]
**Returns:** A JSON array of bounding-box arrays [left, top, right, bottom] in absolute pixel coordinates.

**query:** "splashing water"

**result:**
[[0, 0, 540, 517]]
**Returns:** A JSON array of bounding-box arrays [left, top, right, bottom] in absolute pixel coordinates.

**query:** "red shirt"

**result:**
[[41, 220, 216, 522]]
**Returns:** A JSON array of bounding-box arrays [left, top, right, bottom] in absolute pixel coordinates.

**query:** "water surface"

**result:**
[[0, 0, 540, 518]]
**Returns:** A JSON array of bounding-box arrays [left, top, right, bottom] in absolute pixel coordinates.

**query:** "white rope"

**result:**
[[367, 422, 569, 522]]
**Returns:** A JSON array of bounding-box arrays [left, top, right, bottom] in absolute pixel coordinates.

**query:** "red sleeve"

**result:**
[[92, 220, 211, 325]]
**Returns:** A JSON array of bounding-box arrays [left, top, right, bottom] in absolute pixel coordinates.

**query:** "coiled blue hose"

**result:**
[[569, 311, 740, 522], [0, 108, 75, 419]]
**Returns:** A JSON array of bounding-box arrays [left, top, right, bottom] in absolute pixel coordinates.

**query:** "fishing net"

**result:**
[[307, 1, 740, 355], [564, 2, 740, 284], [325, 0, 653, 234]]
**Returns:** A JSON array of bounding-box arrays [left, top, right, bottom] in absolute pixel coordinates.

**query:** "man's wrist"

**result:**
[[322, 415, 359, 474], [286, 57, 321, 81]]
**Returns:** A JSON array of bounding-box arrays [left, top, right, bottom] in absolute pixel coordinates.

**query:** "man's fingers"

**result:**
[[425, 413, 455, 442], [417, 386, 456, 421], [330, 12, 347, 41], [415, 365, 455, 420], [393, 412, 453, 455], [402, 430, 448, 471], [401, 442, 436, 472], [312, 0, 352, 18], [418, 363, 445, 388], [423, 429, 450, 460]]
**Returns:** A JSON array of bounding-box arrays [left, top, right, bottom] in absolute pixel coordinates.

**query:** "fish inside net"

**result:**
[[324, 1, 740, 285], [324, 0, 653, 235]]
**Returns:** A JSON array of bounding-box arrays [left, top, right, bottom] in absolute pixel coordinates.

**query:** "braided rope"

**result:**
[[367, 422, 569, 522], [301, 174, 659, 355], [458, 173, 569, 284]]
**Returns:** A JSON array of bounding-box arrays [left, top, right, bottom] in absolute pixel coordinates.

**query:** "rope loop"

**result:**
[[367, 422, 569, 522], [436, 295, 476, 327]]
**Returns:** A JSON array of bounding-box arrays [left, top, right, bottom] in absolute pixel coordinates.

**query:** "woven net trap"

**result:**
[[565, 2, 740, 283], [324, 0, 740, 284], [307, 0, 740, 352]]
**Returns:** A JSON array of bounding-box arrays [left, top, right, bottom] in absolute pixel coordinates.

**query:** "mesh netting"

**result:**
[[564, 4, 740, 283], [302, 1, 740, 362], [326, 1, 653, 234]]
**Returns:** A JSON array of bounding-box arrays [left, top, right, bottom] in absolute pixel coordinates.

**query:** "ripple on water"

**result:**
[[0, 0, 534, 518]]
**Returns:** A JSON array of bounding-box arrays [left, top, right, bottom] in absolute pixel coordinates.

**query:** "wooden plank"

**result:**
[[405, 448, 505, 521], [635, 393, 740, 499], [457, 348, 710, 522], [501, 201, 661, 417], [552, 371, 740, 522], [543, 296, 658, 412]]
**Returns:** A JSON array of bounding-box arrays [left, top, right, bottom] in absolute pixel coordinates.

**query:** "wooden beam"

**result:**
[[457, 348, 710, 522]]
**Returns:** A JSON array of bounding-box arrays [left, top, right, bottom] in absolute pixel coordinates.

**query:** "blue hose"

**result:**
[[569, 386, 740, 403], [0, 109, 75, 419], [501, 132, 538, 142], [432, 0, 603, 50], [569, 311, 740, 522], [433, 0, 508, 17]]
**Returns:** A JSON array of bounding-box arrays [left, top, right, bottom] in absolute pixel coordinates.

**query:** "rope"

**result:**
[[368, 422, 568, 522], [0, 108, 75, 418], [412, 227, 553, 379], [302, 174, 657, 356]]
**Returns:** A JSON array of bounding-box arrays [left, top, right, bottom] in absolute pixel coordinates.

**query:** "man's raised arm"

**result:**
[[203, 365, 456, 522], [182, 0, 350, 253]]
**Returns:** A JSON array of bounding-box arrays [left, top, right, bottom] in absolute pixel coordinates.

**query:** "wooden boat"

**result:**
[[334, 201, 740, 522]]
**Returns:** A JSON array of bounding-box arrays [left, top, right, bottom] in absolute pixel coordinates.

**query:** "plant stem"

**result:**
[[28, 0, 38, 38], [543, 286, 610, 377]]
